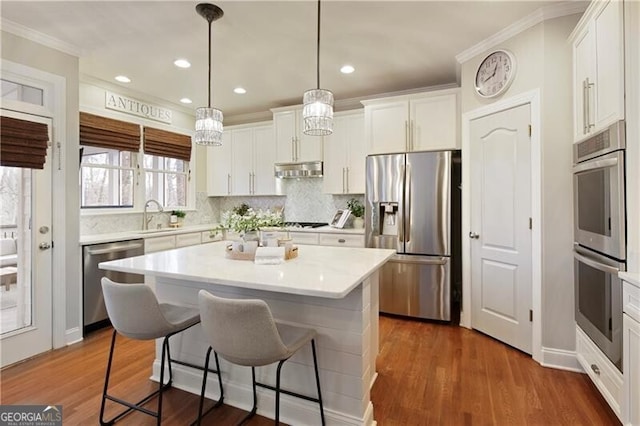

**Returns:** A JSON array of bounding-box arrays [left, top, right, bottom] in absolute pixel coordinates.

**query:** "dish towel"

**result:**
[[254, 247, 285, 265]]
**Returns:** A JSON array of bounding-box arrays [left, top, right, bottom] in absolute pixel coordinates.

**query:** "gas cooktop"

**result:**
[[284, 222, 327, 229]]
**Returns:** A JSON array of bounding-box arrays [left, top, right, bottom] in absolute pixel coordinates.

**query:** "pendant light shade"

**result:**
[[303, 0, 333, 136], [194, 3, 224, 146]]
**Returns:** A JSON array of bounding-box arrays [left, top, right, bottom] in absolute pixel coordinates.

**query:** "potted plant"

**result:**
[[170, 209, 186, 227], [347, 198, 365, 228], [219, 204, 283, 242]]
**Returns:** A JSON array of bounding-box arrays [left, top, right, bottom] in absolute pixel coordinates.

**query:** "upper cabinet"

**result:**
[[362, 88, 459, 155], [323, 110, 366, 194], [570, 0, 625, 143], [207, 122, 277, 196], [273, 107, 323, 163]]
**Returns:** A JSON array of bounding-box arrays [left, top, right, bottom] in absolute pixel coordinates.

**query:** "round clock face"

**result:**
[[475, 50, 516, 98]]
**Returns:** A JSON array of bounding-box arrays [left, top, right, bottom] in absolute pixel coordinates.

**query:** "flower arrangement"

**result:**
[[171, 209, 186, 218], [219, 204, 283, 234]]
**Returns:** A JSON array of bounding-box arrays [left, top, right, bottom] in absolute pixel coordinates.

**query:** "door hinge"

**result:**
[[528, 124, 532, 137], [529, 309, 533, 322], [529, 217, 532, 230]]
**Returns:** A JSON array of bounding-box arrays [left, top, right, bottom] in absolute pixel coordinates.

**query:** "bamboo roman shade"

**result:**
[[0, 116, 49, 169], [80, 112, 140, 152], [143, 127, 192, 162]]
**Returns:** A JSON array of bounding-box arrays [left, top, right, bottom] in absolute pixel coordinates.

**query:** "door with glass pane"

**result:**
[[0, 109, 53, 367]]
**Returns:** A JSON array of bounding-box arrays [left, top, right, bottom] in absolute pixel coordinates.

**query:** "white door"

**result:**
[[0, 109, 53, 367], [469, 103, 532, 354]]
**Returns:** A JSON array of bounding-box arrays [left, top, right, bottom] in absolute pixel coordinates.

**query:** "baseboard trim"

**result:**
[[540, 346, 583, 372], [152, 361, 374, 426], [64, 327, 82, 346]]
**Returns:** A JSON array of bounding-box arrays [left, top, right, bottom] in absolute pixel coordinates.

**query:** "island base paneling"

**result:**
[[151, 272, 380, 426]]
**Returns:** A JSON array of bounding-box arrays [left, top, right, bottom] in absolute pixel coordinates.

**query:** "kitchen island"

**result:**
[[99, 241, 394, 426]]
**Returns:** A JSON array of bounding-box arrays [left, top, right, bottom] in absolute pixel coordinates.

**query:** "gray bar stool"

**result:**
[[100, 277, 205, 425], [196, 290, 325, 425]]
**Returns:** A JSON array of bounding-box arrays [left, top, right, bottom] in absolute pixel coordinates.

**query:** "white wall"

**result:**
[[1, 31, 81, 340], [460, 14, 581, 352]]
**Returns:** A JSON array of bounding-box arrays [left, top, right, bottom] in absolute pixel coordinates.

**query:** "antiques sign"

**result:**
[[105, 91, 172, 124]]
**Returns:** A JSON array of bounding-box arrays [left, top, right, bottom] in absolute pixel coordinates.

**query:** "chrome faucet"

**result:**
[[143, 199, 164, 230]]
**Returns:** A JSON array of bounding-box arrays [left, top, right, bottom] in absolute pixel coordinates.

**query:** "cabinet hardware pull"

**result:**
[[291, 137, 295, 161], [295, 137, 299, 161], [338, 239, 346, 243], [227, 174, 231, 195], [405, 120, 409, 151], [583, 79, 588, 134], [410, 120, 415, 151], [346, 167, 349, 193], [342, 167, 346, 193], [590, 364, 600, 376], [586, 78, 595, 130]]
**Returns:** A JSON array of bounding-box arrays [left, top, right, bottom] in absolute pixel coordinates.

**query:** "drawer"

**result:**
[[319, 233, 364, 248], [201, 230, 223, 244], [623, 280, 640, 323], [144, 235, 175, 253], [576, 325, 622, 420], [289, 232, 319, 245], [176, 232, 201, 248]]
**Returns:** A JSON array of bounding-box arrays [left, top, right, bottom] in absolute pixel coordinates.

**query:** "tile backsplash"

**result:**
[[80, 180, 363, 235]]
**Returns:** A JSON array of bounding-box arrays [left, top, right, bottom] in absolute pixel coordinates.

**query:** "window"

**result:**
[[1, 79, 44, 106], [0, 167, 20, 227], [80, 146, 135, 208], [143, 154, 188, 208]]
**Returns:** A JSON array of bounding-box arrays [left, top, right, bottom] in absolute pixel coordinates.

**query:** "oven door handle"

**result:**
[[573, 250, 621, 275], [573, 157, 618, 174]]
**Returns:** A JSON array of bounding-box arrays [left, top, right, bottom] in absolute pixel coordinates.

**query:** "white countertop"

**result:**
[[80, 224, 217, 245], [99, 241, 394, 298], [620, 271, 640, 288], [80, 224, 364, 245]]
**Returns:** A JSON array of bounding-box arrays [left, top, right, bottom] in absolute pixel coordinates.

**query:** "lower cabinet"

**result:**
[[176, 232, 202, 248], [623, 279, 640, 426], [576, 325, 623, 420], [144, 235, 176, 253], [319, 233, 364, 248]]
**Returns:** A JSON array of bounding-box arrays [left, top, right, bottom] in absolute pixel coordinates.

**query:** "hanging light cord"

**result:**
[[316, 0, 321, 89], [207, 16, 212, 108]]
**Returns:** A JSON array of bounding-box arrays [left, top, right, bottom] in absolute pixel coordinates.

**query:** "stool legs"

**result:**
[[311, 339, 325, 426], [100, 331, 173, 426], [194, 347, 224, 426]]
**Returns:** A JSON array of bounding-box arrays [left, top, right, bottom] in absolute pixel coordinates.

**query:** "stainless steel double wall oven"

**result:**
[[572, 120, 626, 371]]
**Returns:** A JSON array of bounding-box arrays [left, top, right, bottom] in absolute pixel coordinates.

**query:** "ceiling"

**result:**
[[1, 1, 575, 122]]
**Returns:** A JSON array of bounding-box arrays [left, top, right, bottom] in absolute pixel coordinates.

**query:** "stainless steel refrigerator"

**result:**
[[365, 150, 461, 321]]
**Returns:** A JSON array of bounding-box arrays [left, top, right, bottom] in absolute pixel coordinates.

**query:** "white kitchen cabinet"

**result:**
[[273, 107, 323, 163], [570, 0, 624, 142], [208, 122, 277, 196], [576, 325, 623, 421], [201, 230, 223, 244], [323, 110, 366, 194], [288, 231, 320, 245], [318, 233, 364, 248], [206, 131, 232, 196], [175, 232, 202, 248], [623, 279, 640, 426], [363, 88, 459, 155], [231, 123, 276, 195], [144, 235, 176, 253]]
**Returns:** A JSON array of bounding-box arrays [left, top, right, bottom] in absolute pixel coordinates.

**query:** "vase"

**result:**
[[242, 230, 260, 242], [353, 217, 364, 229]]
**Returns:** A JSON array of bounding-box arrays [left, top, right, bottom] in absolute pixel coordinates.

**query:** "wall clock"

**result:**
[[474, 49, 516, 98]]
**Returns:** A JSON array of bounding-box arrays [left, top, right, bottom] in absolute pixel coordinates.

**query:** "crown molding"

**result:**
[[455, 1, 588, 64], [1, 18, 84, 57]]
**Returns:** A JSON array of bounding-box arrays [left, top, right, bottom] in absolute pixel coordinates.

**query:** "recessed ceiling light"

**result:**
[[174, 59, 191, 69], [233, 87, 247, 94], [340, 65, 355, 74], [180, 98, 193, 104], [115, 75, 131, 83]]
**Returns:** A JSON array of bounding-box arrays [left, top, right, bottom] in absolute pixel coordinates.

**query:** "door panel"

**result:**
[[0, 109, 53, 367], [405, 151, 451, 256], [470, 103, 532, 354]]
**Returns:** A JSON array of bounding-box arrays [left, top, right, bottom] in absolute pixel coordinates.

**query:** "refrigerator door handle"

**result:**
[[398, 164, 405, 244], [391, 255, 448, 265], [405, 162, 412, 243]]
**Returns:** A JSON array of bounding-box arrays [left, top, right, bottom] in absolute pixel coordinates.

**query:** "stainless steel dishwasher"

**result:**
[[83, 239, 144, 334]]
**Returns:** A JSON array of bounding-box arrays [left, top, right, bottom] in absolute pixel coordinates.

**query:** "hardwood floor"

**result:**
[[0, 316, 619, 425]]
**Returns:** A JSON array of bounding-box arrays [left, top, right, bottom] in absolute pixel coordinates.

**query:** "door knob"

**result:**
[[469, 232, 480, 239], [39, 242, 52, 250]]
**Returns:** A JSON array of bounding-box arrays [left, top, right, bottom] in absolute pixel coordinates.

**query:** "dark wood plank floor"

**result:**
[[0, 316, 619, 425]]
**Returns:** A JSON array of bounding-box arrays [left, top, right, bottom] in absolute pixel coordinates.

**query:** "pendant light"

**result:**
[[302, 0, 333, 136], [194, 3, 224, 146]]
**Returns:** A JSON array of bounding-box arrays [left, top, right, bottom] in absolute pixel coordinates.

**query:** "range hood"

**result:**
[[274, 161, 323, 178]]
